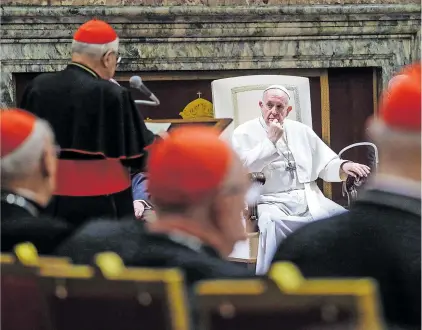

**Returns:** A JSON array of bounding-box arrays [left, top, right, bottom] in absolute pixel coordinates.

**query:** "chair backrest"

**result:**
[[38, 252, 190, 330], [195, 262, 384, 330], [338, 142, 379, 207], [211, 75, 313, 140], [2, 245, 190, 330], [1, 250, 54, 330]]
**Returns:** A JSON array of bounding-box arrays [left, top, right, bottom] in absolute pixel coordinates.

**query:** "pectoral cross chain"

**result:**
[[280, 127, 296, 179], [286, 161, 296, 179]]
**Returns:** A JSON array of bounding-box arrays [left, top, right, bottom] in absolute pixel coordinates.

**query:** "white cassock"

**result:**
[[232, 117, 347, 274]]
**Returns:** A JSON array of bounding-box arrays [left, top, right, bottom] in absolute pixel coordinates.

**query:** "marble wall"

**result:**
[[2, 0, 421, 5], [1, 4, 421, 107]]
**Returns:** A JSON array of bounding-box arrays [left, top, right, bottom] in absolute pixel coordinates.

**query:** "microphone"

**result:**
[[129, 76, 151, 97], [129, 76, 160, 106]]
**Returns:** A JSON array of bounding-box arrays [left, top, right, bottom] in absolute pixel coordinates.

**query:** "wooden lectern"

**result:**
[[145, 118, 233, 134]]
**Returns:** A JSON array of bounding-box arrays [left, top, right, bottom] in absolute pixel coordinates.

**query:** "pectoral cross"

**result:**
[[286, 161, 296, 179]]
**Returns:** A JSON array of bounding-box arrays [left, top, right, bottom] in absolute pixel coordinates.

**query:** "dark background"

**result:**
[[15, 67, 376, 206]]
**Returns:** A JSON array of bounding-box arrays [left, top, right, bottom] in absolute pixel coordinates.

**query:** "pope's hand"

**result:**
[[267, 120, 284, 144], [341, 162, 371, 178]]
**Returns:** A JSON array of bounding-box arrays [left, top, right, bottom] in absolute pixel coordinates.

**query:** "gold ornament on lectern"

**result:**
[[179, 91, 214, 119]]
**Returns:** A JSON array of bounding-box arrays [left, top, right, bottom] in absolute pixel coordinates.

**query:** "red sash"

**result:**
[[55, 159, 131, 197]]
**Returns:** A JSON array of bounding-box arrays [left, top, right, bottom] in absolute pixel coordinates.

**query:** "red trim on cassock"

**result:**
[[55, 159, 131, 197], [60, 148, 144, 160]]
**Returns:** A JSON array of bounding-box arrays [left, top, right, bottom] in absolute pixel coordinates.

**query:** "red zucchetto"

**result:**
[[0, 109, 37, 158], [148, 126, 233, 204], [73, 19, 118, 44], [379, 63, 421, 132]]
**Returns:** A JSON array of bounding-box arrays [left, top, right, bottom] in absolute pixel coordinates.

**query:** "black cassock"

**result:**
[[1, 190, 73, 254], [55, 220, 254, 328], [271, 189, 421, 329], [20, 62, 154, 227], [56, 220, 254, 284]]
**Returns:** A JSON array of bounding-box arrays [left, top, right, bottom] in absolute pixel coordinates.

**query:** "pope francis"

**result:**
[[232, 85, 370, 274]]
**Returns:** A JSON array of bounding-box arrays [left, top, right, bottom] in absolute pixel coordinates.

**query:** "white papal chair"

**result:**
[[212, 75, 313, 140], [212, 75, 314, 265], [212, 75, 376, 269]]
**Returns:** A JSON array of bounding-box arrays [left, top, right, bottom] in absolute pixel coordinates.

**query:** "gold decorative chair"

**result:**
[[1, 243, 68, 330], [2, 244, 191, 330], [195, 261, 385, 330], [38, 252, 190, 330]]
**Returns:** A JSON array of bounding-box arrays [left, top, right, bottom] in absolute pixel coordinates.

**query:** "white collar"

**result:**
[[167, 231, 204, 252], [367, 174, 421, 200], [258, 116, 268, 132]]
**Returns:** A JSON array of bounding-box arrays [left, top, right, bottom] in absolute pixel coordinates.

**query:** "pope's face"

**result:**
[[259, 90, 292, 126]]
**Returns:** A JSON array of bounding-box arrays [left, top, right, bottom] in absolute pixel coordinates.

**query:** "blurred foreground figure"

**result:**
[[57, 126, 253, 284], [0, 109, 72, 253], [20, 19, 154, 226], [271, 63, 421, 329]]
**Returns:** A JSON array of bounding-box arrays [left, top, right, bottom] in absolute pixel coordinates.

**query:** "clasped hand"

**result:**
[[267, 120, 284, 144], [342, 162, 371, 178]]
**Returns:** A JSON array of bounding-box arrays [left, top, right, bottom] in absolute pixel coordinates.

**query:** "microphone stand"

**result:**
[[134, 94, 160, 106], [110, 78, 160, 106]]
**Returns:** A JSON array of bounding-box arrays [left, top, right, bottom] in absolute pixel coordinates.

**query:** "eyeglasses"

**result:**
[[103, 51, 121, 66]]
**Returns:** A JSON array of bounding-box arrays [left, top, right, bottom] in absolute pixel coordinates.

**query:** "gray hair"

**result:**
[[1, 119, 55, 183], [368, 120, 421, 151], [71, 39, 119, 59]]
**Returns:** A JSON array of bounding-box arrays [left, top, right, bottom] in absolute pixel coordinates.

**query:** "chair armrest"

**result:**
[[247, 172, 266, 233], [248, 172, 266, 185], [342, 173, 372, 207]]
